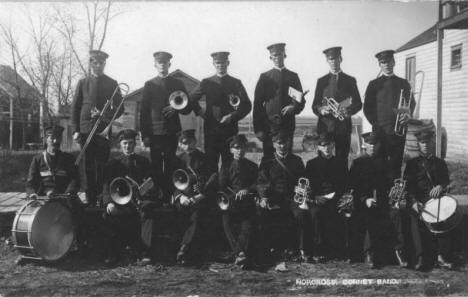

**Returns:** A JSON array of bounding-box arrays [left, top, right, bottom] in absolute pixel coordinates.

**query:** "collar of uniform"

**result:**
[[46, 149, 60, 156], [273, 66, 286, 71], [123, 152, 136, 157], [275, 152, 289, 160], [216, 73, 228, 78], [157, 74, 169, 79], [90, 72, 103, 79], [382, 73, 395, 77], [329, 70, 342, 75]]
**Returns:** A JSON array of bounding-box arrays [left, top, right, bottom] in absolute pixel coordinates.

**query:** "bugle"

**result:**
[[75, 83, 130, 165]]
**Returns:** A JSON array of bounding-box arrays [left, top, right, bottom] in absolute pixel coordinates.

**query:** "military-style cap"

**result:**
[[323, 46, 342, 58], [153, 51, 173, 62], [228, 134, 248, 148], [267, 43, 286, 55], [272, 130, 291, 143], [361, 132, 379, 145], [317, 133, 334, 146], [375, 50, 395, 62], [44, 125, 64, 137], [415, 129, 435, 142], [178, 129, 196, 143], [89, 50, 109, 61], [211, 51, 230, 61], [117, 129, 138, 142]]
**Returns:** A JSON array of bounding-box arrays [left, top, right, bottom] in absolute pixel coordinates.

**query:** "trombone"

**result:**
[[75, 83, 130, 165]]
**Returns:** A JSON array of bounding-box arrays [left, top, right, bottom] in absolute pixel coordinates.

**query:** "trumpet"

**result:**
[[322, 97, 352, 121], [388, 178, 408, 209], [337, 190, 354, 217], [394, 89, 411, 137], [228, 93, 241, 110], [75, 83, 130, 165], [109, 176, 154, 206], [293, 178, 313, 210], [169, 90, 189, 111]]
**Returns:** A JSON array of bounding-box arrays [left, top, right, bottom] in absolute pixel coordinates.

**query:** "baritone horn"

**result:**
[[109, 176, 154, 205], [172, 168, 198, 192], [394, 88, 412, 137], [169, 90, 189, 111], [228, 93, 241, 110]]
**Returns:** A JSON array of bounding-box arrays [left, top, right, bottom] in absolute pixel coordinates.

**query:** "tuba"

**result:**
[[293, 178, 313, 210], [172, 168, 205, 205], [109, 176, 154, 206], [394, 89, 412, 137], [228, 93, 241, 110], [169, 90, 189, 111]]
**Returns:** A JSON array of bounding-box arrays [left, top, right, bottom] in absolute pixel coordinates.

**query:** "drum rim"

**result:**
[[421, 196, 457, 223], [422, 195, 462, 234], [11, 200, 44, 248]]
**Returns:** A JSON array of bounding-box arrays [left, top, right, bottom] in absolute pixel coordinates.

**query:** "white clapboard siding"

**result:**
[[395, 29, 468, 161]]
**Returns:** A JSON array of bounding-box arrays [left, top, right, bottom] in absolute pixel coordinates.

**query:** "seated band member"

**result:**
[[102, 129, 156, 265], [172, 129, 215, 265], [257, 130, 304, 271], [304, 133, 347, 261], [218, 134, 258, 267], [347, 132, 393, 268], [405, 130, 453, 270]]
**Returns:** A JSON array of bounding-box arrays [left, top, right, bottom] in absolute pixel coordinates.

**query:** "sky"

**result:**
[[0, 1, 439, 120]]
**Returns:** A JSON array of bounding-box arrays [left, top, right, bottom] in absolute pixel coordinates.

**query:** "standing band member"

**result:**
[[257, 130, 304, 271], [364, 50, 415, 179], [140, 51, 190, 200], [172, 130, 215, 265], [312, 46, 362, 165], [71, 50, 124, 207], [191, 51, 252, 172], [218, 134, 258, 268], [304, 133, 348, 261], [254, 43, 305, 160], [405, 130, 453, 270], [347, 132, 393, 268], [102, 129, 157, 265]]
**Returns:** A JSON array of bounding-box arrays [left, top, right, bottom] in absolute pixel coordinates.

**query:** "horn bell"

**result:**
[[110, 177, 133, 205]]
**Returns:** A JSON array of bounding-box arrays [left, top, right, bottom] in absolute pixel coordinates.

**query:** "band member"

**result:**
[[363, 50, 415, 179], [172, 130, 216, 265], [312, 46, 362, 165], [190, 52, 252, 172], [254, 43, 305, 160], [304, 133, 347, 261], [71, 50, 124, 207], [140, 51, 190, 200], [405, 130, 453, 270], [102, 129, 157, 265], [347, 132, 396, 268], [218, 134, 258, 267], [257, 130, 304, 271]]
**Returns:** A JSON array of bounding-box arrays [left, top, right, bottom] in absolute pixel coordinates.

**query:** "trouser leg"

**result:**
[[334, 132, 351, 167]]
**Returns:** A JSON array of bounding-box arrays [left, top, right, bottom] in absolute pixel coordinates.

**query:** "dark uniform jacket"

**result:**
[[305, 155, 347, 197], [174, 149, 214, 197], [253, 68, 304, 134], [71, 74, 124, 134], [140, 76, 189, 139], [347, 155, 393, 207], [257, 153, 304, 205], [190, 75, 251, 137], [102, 153, 153, 205], [219, 158, 258, 193], [26, 151, 79, 195], [405, 155, 449, 204], [363, 75, 415, 135], [312, 72, 362, 135]]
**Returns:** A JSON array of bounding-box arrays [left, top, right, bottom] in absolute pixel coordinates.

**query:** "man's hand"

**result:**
[[220, 114, 233, 124], [46, 190, 55, 198], [180, 196, 191, 206], [162, 105, 176, 118], [281, 105, 295, 116], [143, 137, 151, 147], [28, 193, 38, 200], [73, 132, 81, 142], [259, 198, 269, 209], [366, 198, 376, 208], [430, 185, 444, 199], [192, 183, 201, 193], [398, 112, 411, 125], [255, 131, 266, 142], [236, 189, 248, 201], [90, 107, 101, 119], [412, 202, 423, 213], [106, 202, 116, 215]]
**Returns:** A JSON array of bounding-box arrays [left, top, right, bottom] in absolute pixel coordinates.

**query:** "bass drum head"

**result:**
[[421, 196, 457, 223], [30, 201, 74, 261]]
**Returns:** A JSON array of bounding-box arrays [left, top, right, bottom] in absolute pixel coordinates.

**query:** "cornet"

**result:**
[[293, 178, 313, 210], [388, 178, 408, 209], [394, 89, 411, 137], [169, 90, 189, 111], [228, 93, 241, 110], [322, 97, 352, 121], [109, 176, 154, 206], [337, 190, 354, 218]]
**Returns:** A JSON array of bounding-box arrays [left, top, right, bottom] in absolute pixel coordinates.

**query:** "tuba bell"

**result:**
[[228, 93, 241, 110], [169, 90, 189, 111]]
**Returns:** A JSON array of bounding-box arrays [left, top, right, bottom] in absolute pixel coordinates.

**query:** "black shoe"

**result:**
[[414, 256, 424, 271], [395, 249, 407, 268], [437, 255, 453, 270], [235, 251, 247, 266]]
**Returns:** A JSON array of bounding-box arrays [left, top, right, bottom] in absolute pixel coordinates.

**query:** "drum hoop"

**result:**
[[423, 195, 462, 234], [11, 200, 44, 247]]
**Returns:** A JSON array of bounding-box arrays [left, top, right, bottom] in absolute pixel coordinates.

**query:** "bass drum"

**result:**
[[421, 195, 462, 234], [11, 199, 75, 261]]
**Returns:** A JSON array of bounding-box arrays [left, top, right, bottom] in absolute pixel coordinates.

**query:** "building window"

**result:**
[[405, 56, 416, 88], [451, 44, 462, 70]]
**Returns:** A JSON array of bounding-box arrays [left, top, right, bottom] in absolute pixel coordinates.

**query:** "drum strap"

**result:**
[[274, 153, 294, 179], [43, 151, 56, 182], [421, 159, 434, 186]]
